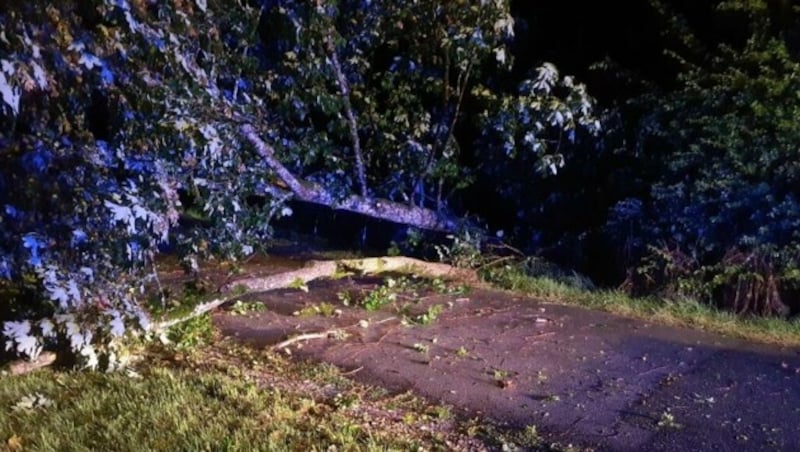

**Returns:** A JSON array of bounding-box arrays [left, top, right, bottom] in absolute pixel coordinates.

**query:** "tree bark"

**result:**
[[153, 257, 479, 333], [240, 124, 458, 232]]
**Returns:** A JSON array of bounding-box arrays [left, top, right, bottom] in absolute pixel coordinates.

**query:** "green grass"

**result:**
[[0, 332, 569, 451], [0, 367, 382, 451], [0, 340, 472, 451], [484, 264, 800, 347]]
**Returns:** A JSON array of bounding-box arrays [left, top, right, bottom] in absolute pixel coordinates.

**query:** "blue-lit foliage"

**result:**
[[0, 0, 597, 366], [0, 0, 284, 366]]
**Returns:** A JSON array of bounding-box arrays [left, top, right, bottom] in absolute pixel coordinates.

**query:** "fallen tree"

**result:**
[[240, 125, 458, 232], [1, 0, 597, 369]]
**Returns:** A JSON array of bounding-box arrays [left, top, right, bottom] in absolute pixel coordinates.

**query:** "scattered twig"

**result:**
[[555, 415, 586, 439], [635, 364, 670, 378], [274, 316, 398, 351], [273, 329, 346, 350], [476, 255, 518, 271], [374, 316, 398, 325], [522, 332, 556, 341], [340, 366, 364, 376], [487, 241, 525, 257], [372, 328, 395, 346]]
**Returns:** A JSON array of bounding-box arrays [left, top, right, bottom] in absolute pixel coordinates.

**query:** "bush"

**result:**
[[617, 0, 800, 315]]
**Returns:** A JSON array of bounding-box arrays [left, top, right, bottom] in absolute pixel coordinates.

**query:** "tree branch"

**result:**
[[240, 124, 313, 199], [5, 351, 57, 375], [230, 257, 478, 292], [240, 124, 458, 232], [415, 59, 474, 210]]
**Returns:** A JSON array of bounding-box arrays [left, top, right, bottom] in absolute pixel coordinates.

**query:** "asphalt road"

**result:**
[[215, 279, 800, 451]]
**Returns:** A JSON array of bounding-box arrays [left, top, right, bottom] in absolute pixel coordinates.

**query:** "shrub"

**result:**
[[621, 0, 800, 315]]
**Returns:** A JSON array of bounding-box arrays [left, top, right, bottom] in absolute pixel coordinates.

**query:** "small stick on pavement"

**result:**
[[523, 332, 556, 340], [340, 366, 363, 376], [273, 330, 344, 350], [272, 317, 397, 351], [635, 364, 670, 378]]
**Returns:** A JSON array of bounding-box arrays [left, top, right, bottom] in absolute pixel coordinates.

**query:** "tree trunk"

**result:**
[[240, 124, 458, 232]]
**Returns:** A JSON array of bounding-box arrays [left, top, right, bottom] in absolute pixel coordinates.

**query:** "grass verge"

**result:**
[[0, 343, 456, 451], [0, 329, 563, 451], [483, 264, 800, 347]]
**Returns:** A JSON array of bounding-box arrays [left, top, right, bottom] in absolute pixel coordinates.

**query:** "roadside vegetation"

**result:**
[[481, 259, 800, 347]]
